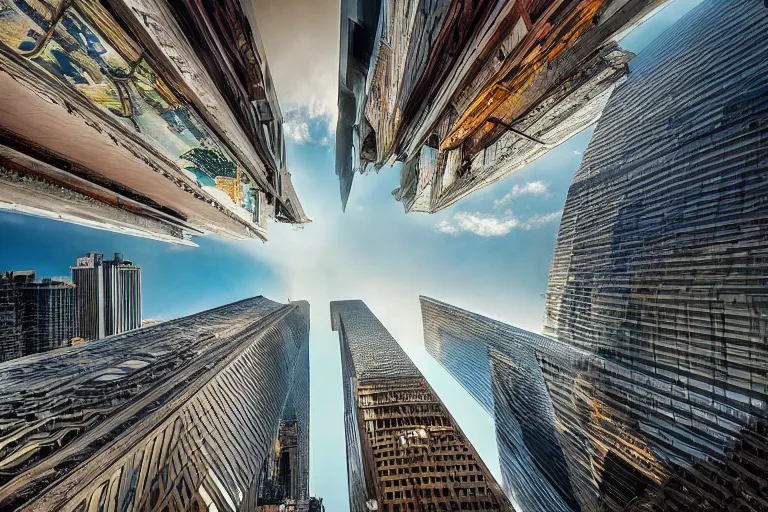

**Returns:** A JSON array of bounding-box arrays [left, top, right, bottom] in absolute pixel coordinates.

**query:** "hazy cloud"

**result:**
[[437, 210, 562, 237], [492, 181, 549, 209], [250, 0, 339, 124], [282, 104, 335, 145]]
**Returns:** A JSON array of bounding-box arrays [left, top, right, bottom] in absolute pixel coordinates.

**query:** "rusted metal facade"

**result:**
[[331, 300, 511, 512], [0, 296, 311, 512], [0, 0, 309, 245], [335, 0, 664, 213]]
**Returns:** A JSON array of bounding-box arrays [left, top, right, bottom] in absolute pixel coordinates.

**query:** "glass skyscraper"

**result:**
[[421, 2, 768, 511], [0, 270, 76, 362], [543, 0, 768, 509], [0, 296, 310, 512], [420, 296, 580, 512]]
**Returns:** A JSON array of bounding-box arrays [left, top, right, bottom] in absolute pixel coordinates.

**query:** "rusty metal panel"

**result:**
[[331, 300, 511, 512]]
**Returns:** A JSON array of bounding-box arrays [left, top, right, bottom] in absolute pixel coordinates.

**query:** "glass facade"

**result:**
[[420, 296, 579, 512], [0, 270, 76, 362], [422, 3, 768, 511], [0, 296, 310, 512], [543, 1, 768, 509]]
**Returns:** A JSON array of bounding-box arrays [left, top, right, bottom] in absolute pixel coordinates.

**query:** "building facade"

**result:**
[[540, 1, 768, 510], [257, 301, 311, 511], [0, 0, 308, 245], [71, 252, 142, 341], [331, 300, 511, 512], [335, 0, 665, 212], [0, 296, 312, 512], [421, 296, 581, 512], [423, 282, 768, 511], [0, 270, 76, 362]]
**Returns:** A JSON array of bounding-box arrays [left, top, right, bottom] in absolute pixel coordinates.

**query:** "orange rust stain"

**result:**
[[441, 0, 604, 152]]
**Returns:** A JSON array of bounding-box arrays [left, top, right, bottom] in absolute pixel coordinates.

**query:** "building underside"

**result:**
[[335, 0, 666, 213], [0, 0, 309, 244]]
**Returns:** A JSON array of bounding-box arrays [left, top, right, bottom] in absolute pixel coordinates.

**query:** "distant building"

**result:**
[[0, 296, 312, 512], [0, 0, 308, 245], [335, 0, 665, 212], [71, 253, 141, 341], [331, 300, 511, 512], [0, 270, 76, 362]]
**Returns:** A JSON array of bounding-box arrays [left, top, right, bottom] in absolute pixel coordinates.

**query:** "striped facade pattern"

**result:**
[[540, 1, 768, 510], [284, 300, 311, 503], [420, 296, 579, 512], [24, 278, 77, 355], [331, 300, 511, 512], [103, 260, 142, 336], [0, 296, 310, 512], [0, 273, 23, 361], [422, 289, 768, 510], [71, 253, 142, 341], [71, 256, 102, 341]]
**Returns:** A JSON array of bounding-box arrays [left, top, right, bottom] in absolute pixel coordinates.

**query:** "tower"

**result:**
[[542, 1, 768, 509], [335, 0, 665, 213], [71, 252, 142, 341], [0, 271, 76, 362], [420, 296, 579, 512], [0, 296, 311, 512], [331, 300, 511, 512], [0, 0, 308, 245]]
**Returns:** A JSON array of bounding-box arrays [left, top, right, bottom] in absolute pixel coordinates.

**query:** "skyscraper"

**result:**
[[0, 270, 76, 362], [0, 0, 308, 245], [331, 300, 511, 512], [422, 289, 768, 511], [542, 0, 768, 509], [0, 296, 311, 512], [257, 301, 311, 511], [335, 0, 665, 212], [420, 296, 579, 512], [336, 0, 382, 211], [71, 252, 142, 341]]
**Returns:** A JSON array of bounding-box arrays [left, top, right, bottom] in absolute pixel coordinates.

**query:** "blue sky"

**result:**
[[0, 1, 703, 510]]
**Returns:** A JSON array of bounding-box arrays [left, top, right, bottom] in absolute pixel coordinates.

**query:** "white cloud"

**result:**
[[527, 211, 564, 228], [437, 210, 562, 237], [573, 150, 582, 155], [493, 181, 549, 209], [283, 120, 312, 144], [282, 104, 334, 146]]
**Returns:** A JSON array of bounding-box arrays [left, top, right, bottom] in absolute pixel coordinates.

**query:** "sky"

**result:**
[[0, 1, 703, 510]]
